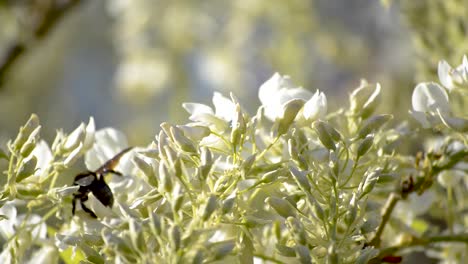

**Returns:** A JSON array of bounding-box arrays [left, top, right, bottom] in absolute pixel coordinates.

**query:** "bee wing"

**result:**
[[74, 174, 96, 186], [95, 147, 133, 174]]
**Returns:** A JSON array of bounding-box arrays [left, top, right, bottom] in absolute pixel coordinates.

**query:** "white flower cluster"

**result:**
[[410, 55, 468, 131], [258, 73, 327, 123]]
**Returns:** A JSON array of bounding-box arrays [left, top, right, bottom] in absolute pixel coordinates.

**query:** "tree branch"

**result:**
[[0, 0, 85, 89]]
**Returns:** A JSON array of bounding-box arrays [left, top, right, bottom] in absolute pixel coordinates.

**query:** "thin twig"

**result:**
[[368, 192, 400, 247], [0, 0, 84, 88]]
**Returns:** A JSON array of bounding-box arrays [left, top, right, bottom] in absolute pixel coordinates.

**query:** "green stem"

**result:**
[[339, 157, 359, 188], [375, 233, 468, 259], [368, 192, 400, 247], [446, 185, 455, 234], [256, 136, 280, 161]]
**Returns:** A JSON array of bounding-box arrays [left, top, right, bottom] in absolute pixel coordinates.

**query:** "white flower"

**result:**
[[212, 92, 237, 122], [26, 245, 58, 264], [258, 73, 314, 121], [31, 140, 53, 178], [303, 90, 327, 121], [85, 128, 130, 172], [63, 117, 95, 152], [0, 203, 17, 239], [438, 55, 468, 90], [182, 92, 236, 132], [394, 190, 435, 224], [410, 82, 450, 127], [437, 170, 464, 189], [0, 201, 47, 241], [412, 82, 450, 113]]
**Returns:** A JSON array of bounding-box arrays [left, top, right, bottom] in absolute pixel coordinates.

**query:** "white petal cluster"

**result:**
[[438, 55, 468, 91], [258, 73, 327, 122], [410, 56, 468, 131]]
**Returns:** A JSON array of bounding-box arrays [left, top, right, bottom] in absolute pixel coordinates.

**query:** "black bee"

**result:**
[[72, 147, 133, 218]]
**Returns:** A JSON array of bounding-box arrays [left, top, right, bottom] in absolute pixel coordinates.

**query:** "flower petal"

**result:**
[[411, 82, 450, 113]]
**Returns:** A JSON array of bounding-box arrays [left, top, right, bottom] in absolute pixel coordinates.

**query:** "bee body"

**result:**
[[71, 147, 132, 218]]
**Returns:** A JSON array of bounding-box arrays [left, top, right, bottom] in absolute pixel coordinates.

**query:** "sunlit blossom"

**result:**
[[438, 55, 468, 90], [258, 73, 327, 122]]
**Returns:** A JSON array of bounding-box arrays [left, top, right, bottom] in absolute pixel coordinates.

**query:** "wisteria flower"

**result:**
[[438, 55, 468, 91], [409, 82, 450, 127], [258, 73, 327, 122], [182, 92, 236, 132]]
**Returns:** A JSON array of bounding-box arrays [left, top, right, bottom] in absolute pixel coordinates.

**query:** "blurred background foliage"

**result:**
[[0, 0, 464, 145]]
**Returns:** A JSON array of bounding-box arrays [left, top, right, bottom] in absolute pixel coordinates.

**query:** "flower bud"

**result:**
[[170, 226, 181, 251], [357, 114, 392, 139], [192, 250, 204, 264], [170, 126, 197, 153], [150, 212, 162, 235], [132, 155, 158, 187], [176, 125, 210, 142], [358, 170, 381, 199], [200, 147, 213, 179], [313, 121, 336, 151], [357, 135, 374, 157], [259, 168, 284, 184], [295, 245, 312, 264], [157, 130, 169, 159], [272, 220, 281, 240], [329, 150, 339, 179], [344, 193, 357, 226], [307, 195, 325, 221], [241, 154, 256, 174], [231, 104, 246, 147], [288, 139, 300, 160], [277, 99, 305, 135], [16, 156, 37, 182], [173, 195, 185, 213], [221, 196, 235, 214], [63, 143, 84, 167], [19, 126, 41, 158], [350, 80, 381, 118], [159, 162, 173, 193], [63, 123, 86, 152], [290, 166, 311, 192], [202, 195, 218, 221], [211, 240, 235, 260], [303, 90, 327, 121], [266, 197, 297, 218], [160, 122, 173, 140], [286, 217, 307, 245], [12, 114, 40, 151]]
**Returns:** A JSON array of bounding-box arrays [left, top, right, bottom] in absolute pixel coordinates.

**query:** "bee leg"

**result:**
[[72, 195, 77, 215], [80, 196, 97, 218]]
